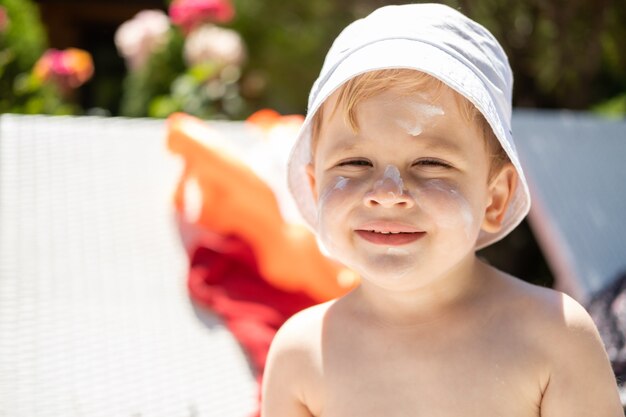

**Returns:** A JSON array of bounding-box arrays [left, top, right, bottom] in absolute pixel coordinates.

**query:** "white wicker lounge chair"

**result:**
[[0, 114, 257, 417]]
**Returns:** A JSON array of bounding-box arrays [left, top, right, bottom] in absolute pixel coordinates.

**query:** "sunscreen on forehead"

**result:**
[[396, 101, 445, 137]]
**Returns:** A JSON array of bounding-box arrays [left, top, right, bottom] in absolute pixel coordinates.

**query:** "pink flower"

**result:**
[[183, 24, 246, 68], [0, 6, 9, 33], [33, 48, 94, 90], [169, 0, 234, 33], [115, 10, 170, 70]]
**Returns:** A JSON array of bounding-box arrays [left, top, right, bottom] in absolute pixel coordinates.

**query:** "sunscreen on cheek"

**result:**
[[412, 179, 476, 239], [316, 176, 354, 259], [318, 175, 360, 254], [335, 176, 349, 190], [319, 176, 351, 203]]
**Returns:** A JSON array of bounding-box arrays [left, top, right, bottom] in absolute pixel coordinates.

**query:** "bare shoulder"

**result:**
[[270, 301, 331, 355], [493, 272, 599, 341], [491, 271, 623, 415], [262, 302, 332, 417], [266, 300, 333, 379], [491, 272, 601, 351]]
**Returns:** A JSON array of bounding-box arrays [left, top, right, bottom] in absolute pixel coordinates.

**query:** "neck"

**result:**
[[351, 254, 488, 327]]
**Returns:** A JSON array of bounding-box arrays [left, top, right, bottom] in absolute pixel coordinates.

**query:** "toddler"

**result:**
[[262, 4, 623, 416]]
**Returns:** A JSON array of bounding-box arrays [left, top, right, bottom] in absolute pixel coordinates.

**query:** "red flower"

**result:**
[[0, 6, 9, 33], [33, 48, 94, 90], [169, 0, 235, 33]]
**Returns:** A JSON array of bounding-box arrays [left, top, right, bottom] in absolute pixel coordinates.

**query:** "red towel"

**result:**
[[187, 232, 319, 416]]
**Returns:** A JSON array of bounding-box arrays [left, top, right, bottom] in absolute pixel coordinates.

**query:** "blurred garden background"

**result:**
[[1, 0, 626, 287]]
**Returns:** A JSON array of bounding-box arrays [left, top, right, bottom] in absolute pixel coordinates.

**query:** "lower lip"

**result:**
[[355, 230, 425, 246]]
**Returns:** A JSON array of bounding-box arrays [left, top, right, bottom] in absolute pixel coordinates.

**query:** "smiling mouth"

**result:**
[[355, 229, 425, 246]]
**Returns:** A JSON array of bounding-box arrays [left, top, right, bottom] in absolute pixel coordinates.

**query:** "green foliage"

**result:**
[[592, 93, 626, 118], [0, 0, 79, 115], [230, 0, 356, 114], [230, 0, 626, 114], [4, 70, 78, 115], [119, 28, 186, 117], [5, 0, 614, 119], [0, 0, 46, 69], [118, 25, 247, 119], [453, 0, 626, 111], [113, 0, 625, 118]]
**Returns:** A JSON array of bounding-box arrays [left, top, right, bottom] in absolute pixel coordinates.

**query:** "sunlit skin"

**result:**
[[262, 84, 623, 417], [311, 89, 490, 297]]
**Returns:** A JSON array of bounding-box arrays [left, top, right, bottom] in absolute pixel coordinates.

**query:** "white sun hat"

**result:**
[[287, 3, 531, 249]]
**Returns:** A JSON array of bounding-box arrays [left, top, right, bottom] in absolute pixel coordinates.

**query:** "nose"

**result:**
[[364, 167, 415, 209]]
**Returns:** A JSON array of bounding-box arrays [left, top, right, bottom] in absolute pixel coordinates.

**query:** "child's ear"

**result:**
[[482, 163, 518, 233], [305, 163, 318, 202]]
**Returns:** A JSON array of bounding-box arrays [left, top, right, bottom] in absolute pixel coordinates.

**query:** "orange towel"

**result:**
[[167, 112, 357, 302]]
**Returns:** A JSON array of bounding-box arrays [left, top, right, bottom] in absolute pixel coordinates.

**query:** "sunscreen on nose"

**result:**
[[373, 165, 404, 199]]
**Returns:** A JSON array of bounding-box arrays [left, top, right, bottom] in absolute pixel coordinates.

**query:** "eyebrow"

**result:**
[[325, 140, 360, 154], [319, 132, 364, 156], [419, 136, 463, 155]]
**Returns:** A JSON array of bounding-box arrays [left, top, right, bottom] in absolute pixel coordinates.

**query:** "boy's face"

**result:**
[[307, 85, 512, 290]]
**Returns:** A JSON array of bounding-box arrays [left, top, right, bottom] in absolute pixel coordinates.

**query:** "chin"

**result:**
[[347, 254, 422, 288], [359, 271, 431, 293], [351, 246, 476, 291]]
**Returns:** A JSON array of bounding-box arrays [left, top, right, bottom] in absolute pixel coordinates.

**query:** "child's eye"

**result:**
[[413, 158, 452, 169], [337, 159, 372, 167]]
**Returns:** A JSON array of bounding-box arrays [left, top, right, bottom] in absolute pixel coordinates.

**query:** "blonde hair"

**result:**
[[311, 69, 508, 180]]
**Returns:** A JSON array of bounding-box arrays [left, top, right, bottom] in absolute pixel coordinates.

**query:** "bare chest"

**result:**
[[305, 321, 543, 417]]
